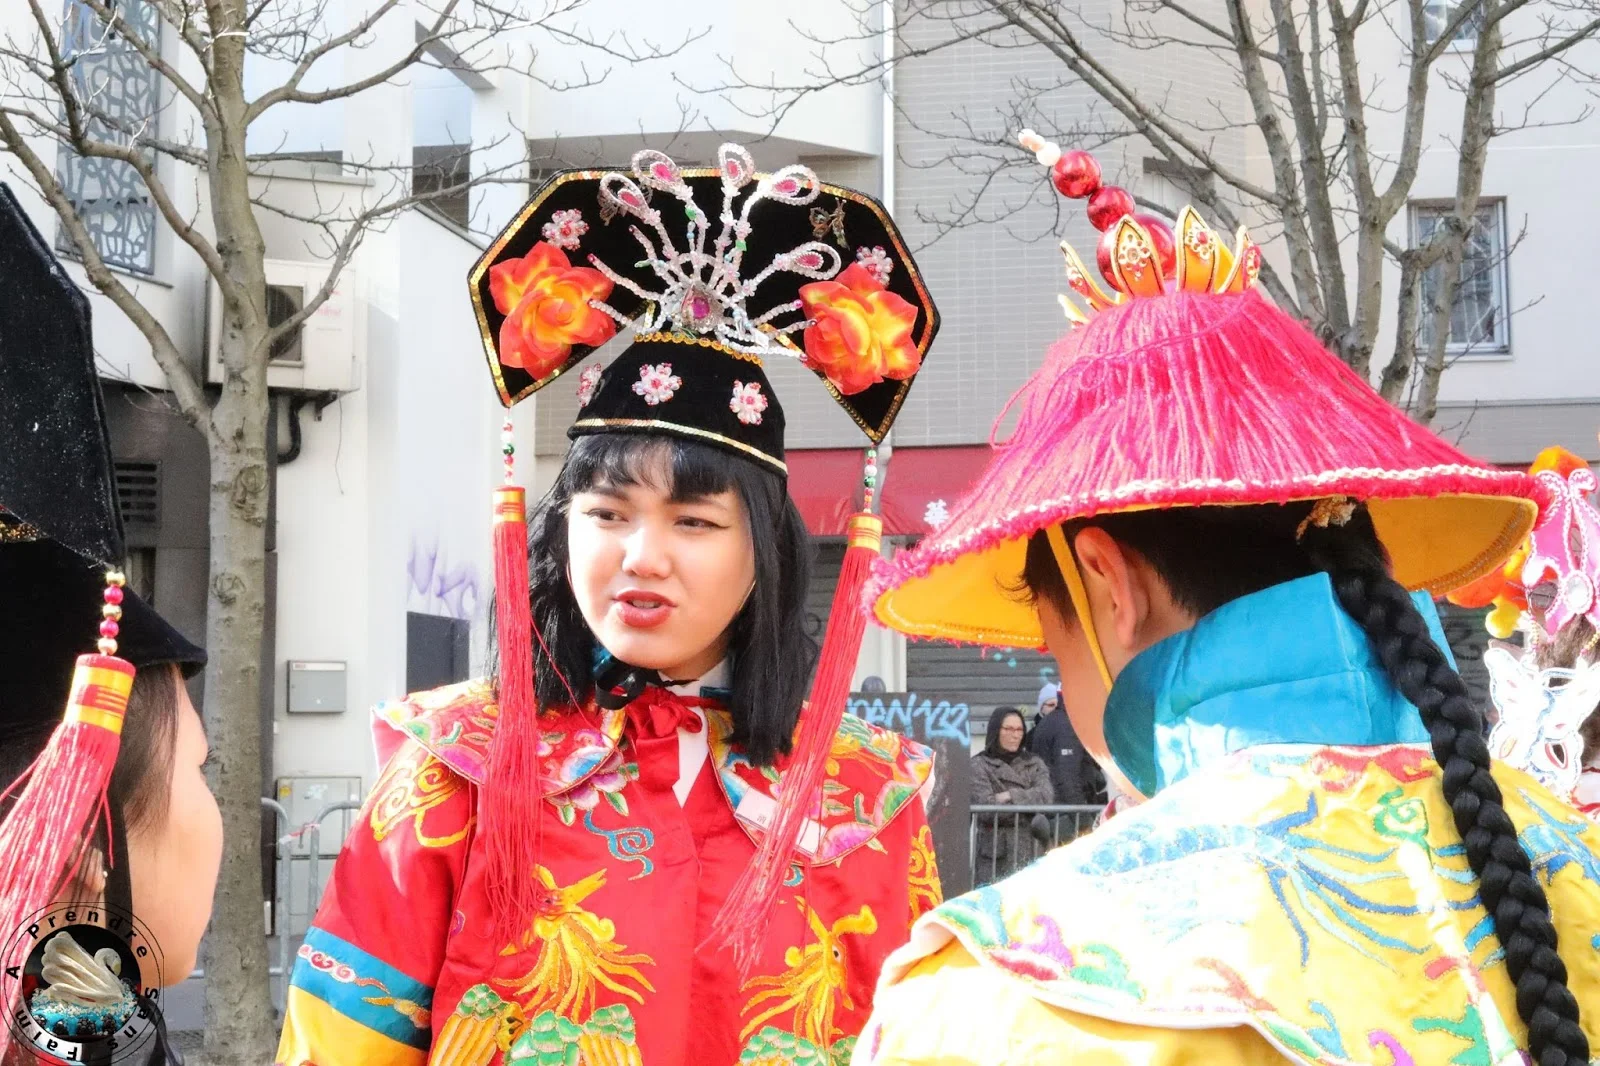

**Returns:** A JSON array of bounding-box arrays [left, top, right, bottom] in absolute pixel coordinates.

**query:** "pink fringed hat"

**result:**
[[869, 136, 1540, 650]]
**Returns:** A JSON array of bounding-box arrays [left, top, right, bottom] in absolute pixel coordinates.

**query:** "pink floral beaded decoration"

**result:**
[[729, 381, 768, 425], [575, 364, 603, 407], [855, 245, 893, 286], [541, 209, 588, 251], [1523, 464, 1600, 635], [632, 363, 682, 406]]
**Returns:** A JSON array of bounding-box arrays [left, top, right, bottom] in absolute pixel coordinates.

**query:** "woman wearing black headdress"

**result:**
[[0, 185, 218, 1066]]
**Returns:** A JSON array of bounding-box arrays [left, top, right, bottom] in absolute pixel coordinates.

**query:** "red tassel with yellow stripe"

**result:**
[[712, 448, 885, 972], [480, 420, 545, 943], [0, 572, 135, 943]]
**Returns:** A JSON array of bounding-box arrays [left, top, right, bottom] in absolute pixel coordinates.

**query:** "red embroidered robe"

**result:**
[[275, 678, 941, 1066]]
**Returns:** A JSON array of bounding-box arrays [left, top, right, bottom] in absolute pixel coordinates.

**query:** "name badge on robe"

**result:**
[[734, 791, 824, 859]]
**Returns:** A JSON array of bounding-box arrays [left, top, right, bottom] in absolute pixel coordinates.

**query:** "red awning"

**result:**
[[879, 445, 994, 536], [786, 448, 865, 536]]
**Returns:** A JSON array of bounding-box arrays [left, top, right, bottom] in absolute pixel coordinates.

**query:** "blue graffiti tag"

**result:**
[[847, 693, 972, 744]]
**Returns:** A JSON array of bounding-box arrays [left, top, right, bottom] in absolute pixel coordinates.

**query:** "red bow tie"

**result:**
[[625, 687, 705, 741]]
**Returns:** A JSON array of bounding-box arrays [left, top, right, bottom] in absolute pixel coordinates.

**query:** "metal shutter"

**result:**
[[802, 541, 845, 680], [906, 636, 1057, 740]]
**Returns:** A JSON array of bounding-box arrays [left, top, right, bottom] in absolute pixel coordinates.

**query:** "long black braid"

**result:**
[[1300, 509, 1589, 1066], [1024, 503, 1590, 1063]]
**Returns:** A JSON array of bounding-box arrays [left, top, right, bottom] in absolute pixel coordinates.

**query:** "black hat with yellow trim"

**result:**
[[468, 144, 939, 473], [0, 182, 205, 1044]]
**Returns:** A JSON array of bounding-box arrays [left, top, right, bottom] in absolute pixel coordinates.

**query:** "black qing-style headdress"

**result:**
[[466, 145, 939, 965], [0, 182, 206, 1054]]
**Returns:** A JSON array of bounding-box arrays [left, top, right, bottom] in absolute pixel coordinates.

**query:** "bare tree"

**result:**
[[0, 1, 693, 1061], [703, 0, 1600, 423]]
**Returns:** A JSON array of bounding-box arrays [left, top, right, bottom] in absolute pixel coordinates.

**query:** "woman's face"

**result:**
[[128, 682, 222, 984], [997, 713, 1026, 754], [567, 459, 756, 681]]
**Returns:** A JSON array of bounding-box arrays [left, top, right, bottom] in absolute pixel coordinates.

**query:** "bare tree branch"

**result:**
[[702, 0, 1600, 420]]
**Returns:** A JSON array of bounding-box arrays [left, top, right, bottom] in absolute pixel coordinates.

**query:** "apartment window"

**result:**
[[54, 0, 159, 275], [1412, 200, 1509, 356], [412, 144, 471, 229], [1423, 1, 1483, 47]]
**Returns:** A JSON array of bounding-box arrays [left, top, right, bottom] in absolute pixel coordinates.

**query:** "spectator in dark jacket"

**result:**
[[971, 707, 1055, 881], [1029, 683, 1106, 806]]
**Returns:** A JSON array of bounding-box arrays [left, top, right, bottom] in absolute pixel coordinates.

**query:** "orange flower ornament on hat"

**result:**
[[799, 261, 921, 395], [489, 241, 615, 377], [869, 134, 1540, 649]]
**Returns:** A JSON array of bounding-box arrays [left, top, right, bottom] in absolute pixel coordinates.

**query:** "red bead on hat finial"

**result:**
[[1050, 151, 1101, 200], [1134, 214, 1177, 279], [1087, 186, 1136, 232]]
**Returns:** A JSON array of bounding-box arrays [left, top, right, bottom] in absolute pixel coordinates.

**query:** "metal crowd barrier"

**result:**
[[968, 804, 1102, 887], [260, 796, 363, 1012]]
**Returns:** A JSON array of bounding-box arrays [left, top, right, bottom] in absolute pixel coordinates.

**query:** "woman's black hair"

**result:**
[[984, 706, 1027, 758], [1023, 503, 1589, 1066], [518, 432, 815, 766]]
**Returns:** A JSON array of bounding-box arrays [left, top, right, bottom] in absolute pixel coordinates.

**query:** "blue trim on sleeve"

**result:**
[[288, 926, 434, 1049]]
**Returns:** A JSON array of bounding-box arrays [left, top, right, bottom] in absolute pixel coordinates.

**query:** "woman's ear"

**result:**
[[1072, 528, 1151, 665], [61, 844, 107, 904]]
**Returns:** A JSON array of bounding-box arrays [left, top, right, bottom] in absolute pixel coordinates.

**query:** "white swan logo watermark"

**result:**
[[1, 903, 161, 1063]]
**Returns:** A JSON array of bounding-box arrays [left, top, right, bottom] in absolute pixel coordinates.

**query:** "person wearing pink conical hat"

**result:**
[[850, 136, 1600, 1066]]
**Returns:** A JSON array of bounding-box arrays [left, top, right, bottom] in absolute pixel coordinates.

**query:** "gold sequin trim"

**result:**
[[630, 332, 766, 366], [0, 514, 45, 543], [570, 417, 787, 475]]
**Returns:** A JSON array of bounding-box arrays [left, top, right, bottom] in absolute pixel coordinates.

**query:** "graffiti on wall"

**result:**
[[408, 536, 481, 621], [846, 693, 972, 744]]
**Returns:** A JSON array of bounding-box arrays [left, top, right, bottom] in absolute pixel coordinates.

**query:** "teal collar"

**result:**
[[1104, 573, 1446, 797]]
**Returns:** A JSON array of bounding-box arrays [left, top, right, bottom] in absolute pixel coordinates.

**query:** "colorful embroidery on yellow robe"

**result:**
[[860, 745, 1600, 1066]]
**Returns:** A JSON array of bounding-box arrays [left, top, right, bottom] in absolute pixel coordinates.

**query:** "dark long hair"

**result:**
[[1023, 502, 1589, 1065], [517, 433, 815, 765]]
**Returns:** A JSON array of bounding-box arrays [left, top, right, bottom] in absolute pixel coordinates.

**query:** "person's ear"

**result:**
[[1072, 527, 1152, 660]]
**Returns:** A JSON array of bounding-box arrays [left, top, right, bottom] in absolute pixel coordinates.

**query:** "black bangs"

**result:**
[[559, 433, 741, 503]]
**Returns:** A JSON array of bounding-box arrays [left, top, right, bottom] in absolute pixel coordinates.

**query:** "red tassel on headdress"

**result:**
[[0, 572, 135, 1002], [712, 508, 883, 972], [479, 414, 546, 942]]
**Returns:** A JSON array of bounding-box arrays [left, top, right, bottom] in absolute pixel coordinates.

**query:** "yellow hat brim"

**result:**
[[874, 493, 1537, 649]]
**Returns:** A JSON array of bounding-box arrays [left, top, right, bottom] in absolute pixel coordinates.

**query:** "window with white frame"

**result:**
[[54, 0, 159, 275], [1423, 1, 1484, 47], [1412, 200, 1510, 355]]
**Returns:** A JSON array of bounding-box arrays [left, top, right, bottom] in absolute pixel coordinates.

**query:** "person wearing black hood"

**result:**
[[969, 707, 1053, 882]]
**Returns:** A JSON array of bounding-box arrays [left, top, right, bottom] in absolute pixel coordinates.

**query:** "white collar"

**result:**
[[664, 660, 730, 699]]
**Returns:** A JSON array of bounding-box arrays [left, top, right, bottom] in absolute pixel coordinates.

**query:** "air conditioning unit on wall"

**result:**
[[206, 259, 358, 393]]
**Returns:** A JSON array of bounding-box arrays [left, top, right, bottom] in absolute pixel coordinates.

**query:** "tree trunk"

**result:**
[[199, 420, 275, 1066], [199, 2, 277, 1060]]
